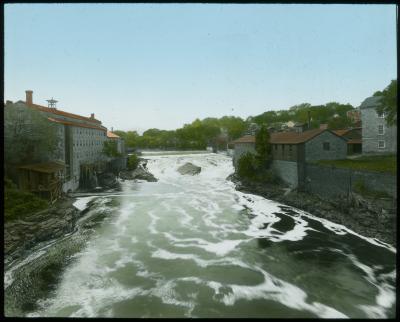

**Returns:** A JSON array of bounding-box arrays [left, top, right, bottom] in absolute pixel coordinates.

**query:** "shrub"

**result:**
[[237, 153, 258, 180], [4, 184, 48, 221], [127, 154, 140, 170], [353, 179, 390, 199]]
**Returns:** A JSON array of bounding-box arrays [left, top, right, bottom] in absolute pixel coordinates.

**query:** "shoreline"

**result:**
[[230, 174, 396, 247]]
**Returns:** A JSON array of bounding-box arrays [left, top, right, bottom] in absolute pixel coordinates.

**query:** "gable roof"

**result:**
[[270, 128, 345, 144], [232, 135, 256, 144], [359, 96, 382, 109], [26, 102, 102, 125], [48, 117, 107, 132], [107, 131, 120, 138], [333, 127, 362, 137]]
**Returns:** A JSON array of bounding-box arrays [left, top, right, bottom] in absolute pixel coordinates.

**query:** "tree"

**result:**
[[102, 140, 121, 157], [374, 80, 397, 126], [255, 124, 272, 168]]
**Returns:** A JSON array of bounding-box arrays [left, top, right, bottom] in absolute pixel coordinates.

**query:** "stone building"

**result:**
[[360, 96, 397, 154], [8, 90, 108, 192], [107, 131, 126, 155], [231, 135, 256, 167], [333, 127, 362, 155], [232, 128, 347, 188], [270, 128, 347, 188]]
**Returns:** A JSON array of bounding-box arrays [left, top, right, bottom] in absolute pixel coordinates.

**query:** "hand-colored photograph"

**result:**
[[3, 2, 397, 318]]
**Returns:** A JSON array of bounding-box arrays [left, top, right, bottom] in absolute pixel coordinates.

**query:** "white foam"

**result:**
[[73, 196, 96, 211]]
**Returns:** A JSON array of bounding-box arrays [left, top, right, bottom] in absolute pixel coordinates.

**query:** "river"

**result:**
[[4, 152, 396, 318]]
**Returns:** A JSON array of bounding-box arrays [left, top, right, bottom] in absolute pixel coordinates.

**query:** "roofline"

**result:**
[[26, 101, 102, 125], [270, 129, 348, 144]]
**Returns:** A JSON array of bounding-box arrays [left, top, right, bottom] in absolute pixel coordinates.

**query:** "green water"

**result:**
[[5, 153, 396, 318]]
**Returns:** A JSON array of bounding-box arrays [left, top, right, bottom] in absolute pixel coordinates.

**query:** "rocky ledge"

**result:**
[[119, 166, 157, 182], [228, 173, 396, 246], [177, 162, 201, 175], [4, 197, 82, 265]]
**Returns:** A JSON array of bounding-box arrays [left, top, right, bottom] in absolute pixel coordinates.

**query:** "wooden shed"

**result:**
[[18, 161, 65, 203]]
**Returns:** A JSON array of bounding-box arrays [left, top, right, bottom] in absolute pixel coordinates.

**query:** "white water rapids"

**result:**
[[6, 152, 396, 318]]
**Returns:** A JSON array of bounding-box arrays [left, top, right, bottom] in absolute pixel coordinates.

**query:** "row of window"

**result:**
[[73, 140, 103, 147]]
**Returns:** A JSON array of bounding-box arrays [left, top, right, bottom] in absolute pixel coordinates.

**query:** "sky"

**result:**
[[4, 3, 397, 133]]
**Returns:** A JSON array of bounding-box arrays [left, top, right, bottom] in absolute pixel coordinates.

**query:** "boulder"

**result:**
[[177, 162, 201, 175], [131, 167, 158, 182], [119, 167, 157, 182], [98, 172, 117, 188]]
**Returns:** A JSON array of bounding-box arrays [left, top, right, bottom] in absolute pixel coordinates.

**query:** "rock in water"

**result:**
[[120, 167, 157, 182], [98, 172, 117, 188], [177, 162, 201, 175]]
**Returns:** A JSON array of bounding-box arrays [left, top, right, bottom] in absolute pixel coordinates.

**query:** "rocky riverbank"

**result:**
[[229, 174, 396, 246], [4, 197, 84, 265]]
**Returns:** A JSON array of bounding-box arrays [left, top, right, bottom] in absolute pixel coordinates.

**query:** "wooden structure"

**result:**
[[18, 161, 65, 203]]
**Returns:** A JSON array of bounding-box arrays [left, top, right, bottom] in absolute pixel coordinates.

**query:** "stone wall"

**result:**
[[233, 143, 256, 167], [271, 160, 299, 188], [304, 163, 396, 199], [305, 131, 347, 161], [108, 157, 128, 174]]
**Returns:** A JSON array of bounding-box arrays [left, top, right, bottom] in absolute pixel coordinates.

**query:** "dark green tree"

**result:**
[[374, 80, 397, 126], [255, 125, 272, 168]]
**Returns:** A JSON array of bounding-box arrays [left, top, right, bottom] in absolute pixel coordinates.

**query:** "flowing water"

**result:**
[[4, 152, 396, 318]]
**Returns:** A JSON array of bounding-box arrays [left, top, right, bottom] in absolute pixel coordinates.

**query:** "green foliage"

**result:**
[[102, 140, 121, 157], [374, 80, 397, 126], [255, 124, 272, 168], [315, 155, 396, 174], [251, 102, 355, 128], [4, 182, 48, 221], [237, 152, 280, 184], [237, 153, 258, 180], [127, 154, 140, 170]]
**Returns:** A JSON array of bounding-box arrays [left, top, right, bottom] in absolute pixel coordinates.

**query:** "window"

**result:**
[[289, 145, 293, 152], [377, 111, 385, 118], [378, 125, 384, 135], [323, 142, 330, 151], [378, 141, 385, 149], [274, 145, 278, 150]]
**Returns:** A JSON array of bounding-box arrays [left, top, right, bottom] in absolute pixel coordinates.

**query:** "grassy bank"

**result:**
[[315, 154, 396, 174], [4, 178, 49, 221]]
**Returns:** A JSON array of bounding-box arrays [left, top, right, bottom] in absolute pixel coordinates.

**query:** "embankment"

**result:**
[[230, 174, 396, 246]]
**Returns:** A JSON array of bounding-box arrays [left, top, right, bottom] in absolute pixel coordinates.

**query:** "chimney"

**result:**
[[111, 127, 113, 132], [26, 90, 33, 104], [90, 113, 95, 119]]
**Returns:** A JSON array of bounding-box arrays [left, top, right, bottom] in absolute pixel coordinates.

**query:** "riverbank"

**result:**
[[229, 174, 396, 246], [4, 197, 83, 265]]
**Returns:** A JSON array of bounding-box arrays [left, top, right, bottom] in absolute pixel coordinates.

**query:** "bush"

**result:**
[[127, 154, 140, 170], [237, 153, 258, 180], [4, 184, 48, 221]]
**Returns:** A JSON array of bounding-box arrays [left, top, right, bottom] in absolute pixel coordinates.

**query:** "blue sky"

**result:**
[[4, 4, 397, 132]]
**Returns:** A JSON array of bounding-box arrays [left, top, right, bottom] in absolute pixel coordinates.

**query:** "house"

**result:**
[[7, 90, 108, 192], [346, 109, 361, 124], [232, 127, 347, 188], [231, 135, 256, 167], [107, 130, 126, 155], [333, 127, 362, 155], [360, 96, 397, 154]]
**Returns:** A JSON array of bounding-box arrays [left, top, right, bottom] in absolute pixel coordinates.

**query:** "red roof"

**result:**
[[232, 135, 256, 144], [333, 128, 362, 137], [27, 102, 102, 125], [48, 117, 107, 132], [347, 139, 362, 144], [107, 131, 120, 138], [270, 129, 325, 144]]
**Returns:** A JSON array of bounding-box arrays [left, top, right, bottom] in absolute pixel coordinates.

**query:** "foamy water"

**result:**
[[7, 153, 396, 318]]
